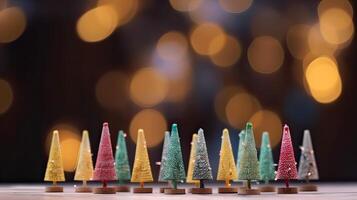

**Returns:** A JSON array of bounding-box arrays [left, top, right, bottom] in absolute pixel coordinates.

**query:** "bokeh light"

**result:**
[[209, 35, 241, 67], [0, 7, 26, 43], [129, 109, 167, 147], [97, 0, 138, 27], [305, 56, 342, 104], [76, 5, 118, 42], [0, 79, 13, 114], [169, 0, 202, 12], [189, 0, 229, 24], [130, 67, 168, 107], [95, 70, 129, 111], [249, 110, 282, 148], [219, 0, 253, 13], [190, 23, 226, 56], [156, 31, 188, 62], [248, 36, 284, 74], [308, 24, 338, 56], [225, 92, 261, 129], [214, 86, 242, 123], [318, 0, 353, 18], [286, 24, 310, 60], [45, 124, 81, 172]]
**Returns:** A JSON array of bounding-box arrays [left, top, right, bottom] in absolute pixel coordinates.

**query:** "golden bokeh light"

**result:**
[[225, 92, 261, 129], [248, 36, 284, 74], [165, 67, 192, 103], [319, 8, 354, 45], [305, 56, 342, 104], [308, 24, 338, 56], [97, 0, 138, 27], [76, 5, 118, 42], [249, 110, 282, 148], [214, 86, 242, 123], [95, 70, 129, 111], [190, 23, 226, 56], [0, 79, 13, 114], [318, 0, 353, 18], [129, 109, 167, 147], [209, 35, 241, 67], [0, 7, 26, 43], [169, 0, 202, 12], [286, 24, 310, 60], [45, 124, 81, 172], [156, 31, 188, 61], [130, 67, 168, 107], [219, 0, 253, 13]]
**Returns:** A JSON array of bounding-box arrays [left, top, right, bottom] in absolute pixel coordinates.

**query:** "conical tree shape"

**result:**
[[163, 124, 186, 189], [158, 131, 170, 182], [74, 130, 94, 181], [186, 134, 199, 185], [238, 123, 260, 181], [44, 130, 65, 182], [259, 132, 275, 183], [235, 130, 245, 181], [131, 129, 153, 183], [115, 130, 131, 183], [298, 130, 319, 181], [277, 124, 298, 181], [93, 122, 117, 182], [192, 128, 213, 181], [217, 129, 238, 186]]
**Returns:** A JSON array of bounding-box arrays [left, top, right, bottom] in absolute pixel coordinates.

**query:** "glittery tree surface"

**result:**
[[259, 132, 276, 182], [298, 130, 319, 180], [93, 122, 117, 181], [163, 124, 186, 188], [217, 129, 238, 184], [235, 130, 245, 181], [115, 130, 131, 183], [186, 134, 199, 184], [238, 123, 260, 181], [158, 131, 170, 182], [74, 130, 94, 181], [44, 130, 65, 182], [276, 124, 298, 180], [192, 129, 213, 180], [131, 129, 153, 183]]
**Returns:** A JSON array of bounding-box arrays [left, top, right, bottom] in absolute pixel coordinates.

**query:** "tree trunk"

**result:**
[[199, 180, 204, 188]]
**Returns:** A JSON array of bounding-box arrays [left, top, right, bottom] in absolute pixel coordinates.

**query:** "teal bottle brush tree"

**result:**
[[158, 131, 171, 193], [258, 132, 276, 192], [238, 122, 261, 195], [236, 130, 248, 188], [298, 130, 319, 192], [192, 128, 213, 194], [163, 124, 186, 194], [114, 130, 131, 192]]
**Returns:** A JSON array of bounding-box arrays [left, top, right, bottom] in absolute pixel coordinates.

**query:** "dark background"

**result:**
[[0, 0, 355, 182]]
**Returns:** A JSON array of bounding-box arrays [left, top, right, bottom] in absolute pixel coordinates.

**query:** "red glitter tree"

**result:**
[[277, 124, 298, 188], [93, 122, 117, 188]]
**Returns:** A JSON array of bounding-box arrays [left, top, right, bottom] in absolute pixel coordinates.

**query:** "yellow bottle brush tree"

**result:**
[[186, 134, 199, 188]]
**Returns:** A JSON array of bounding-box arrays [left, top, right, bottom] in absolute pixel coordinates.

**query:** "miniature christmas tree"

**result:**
[[163, 124, 186, 194], [276, 124, 298, 194], [298, 130, 319, 191], [74, 130, 94, 192], [235, 130, 245, 181], [158, 131, 171, 193], [131, 129, 153, 193], [93, 122, 117, 194], [258, 132, 276, 192], [115, 130, 131, 192], [238, 122, 260, 195], [217, 129, 238, 193], [186, 134, 199, 189], [192, 128, 213, 194], [44, 130, 65, 192]]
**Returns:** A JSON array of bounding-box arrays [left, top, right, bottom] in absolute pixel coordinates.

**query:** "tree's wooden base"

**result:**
[[299, 184, 318, 192], [116, 185, 130, 192], [259, 185, 276, 192], [164, 188, 185, 194], [160, 187, 171, 193], [133, 187, 153, 193], [188, 188, 194, 193], [238, 188, 260, 195], [45, 186, 63, 192], [191, 188, 212, 194], [277, 187, 298, 194], [75, 186, 92, 193], [218, 187, 238, 193], [93, 187, 116, 194]]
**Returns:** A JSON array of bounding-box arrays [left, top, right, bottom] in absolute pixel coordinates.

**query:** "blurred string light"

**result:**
[[0, 79, 13, 114], [130, 67, 168, 107], [189, 0, 229, 24], [308, 24, 338, 56], [214, 86, 242, 123], [318, 0, 353, 19], [156, 31, 188, 62], [286, 24, 310, 60], [248, 109, 282, 148], [209, 35, 242, 67], [97, 0, 139, 27], [305, 56, 342, 104], [0, 7, 26, 43], [169, 0, 202, 12], [129, 109, 167, 147], [248, 36, 284, 74], [45, 123, 81, 172], [95, 70, 129, 111], [218, 0, 253, 13]]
